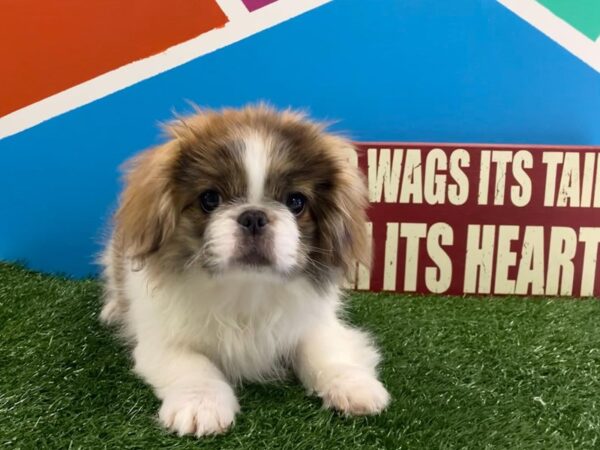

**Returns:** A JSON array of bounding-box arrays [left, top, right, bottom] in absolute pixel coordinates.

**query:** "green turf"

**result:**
[[1, 262, 600, 449]]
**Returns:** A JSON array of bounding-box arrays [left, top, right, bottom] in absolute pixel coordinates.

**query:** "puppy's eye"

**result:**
[[285, 192, 307, 216], [199, 190, 221, 213]]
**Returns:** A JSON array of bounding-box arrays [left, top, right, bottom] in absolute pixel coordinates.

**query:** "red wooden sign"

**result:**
[[346, 143, 600, 297]]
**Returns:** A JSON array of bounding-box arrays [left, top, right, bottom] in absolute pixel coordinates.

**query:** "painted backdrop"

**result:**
[[1, 1, 599, 290]]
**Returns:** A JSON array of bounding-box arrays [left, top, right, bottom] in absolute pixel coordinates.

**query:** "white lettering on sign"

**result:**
[[424, 149, 446, 205], [579, 228, 600, 296], [492, 150, 513, 206], [511, 150, 533, 207], [399, 223, 427, 291], [546, 227, 577, 295], [461, 225, 599, 296], [543, 152, 600, 207], [515, 226, 545, 295], [494, 225, 519, 294], [368, 148, 403, 203], [368, 148, 471, 205], [449, 149, 470, 205], [557, 153, 581, 207], [381, 222, 454, 293], [425, 222, 453, 293], [581, 153, 596, 207], [464, 224, 495, 294], [477, 150, 533, 206], [542, 152, 563, 207], [478, 150, 491, 205], [399, 150, 423, 204], [383, 222, 399, 291]]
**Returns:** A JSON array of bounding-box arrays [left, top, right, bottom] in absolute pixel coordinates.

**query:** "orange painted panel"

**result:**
[[0, 0, 228, 117]]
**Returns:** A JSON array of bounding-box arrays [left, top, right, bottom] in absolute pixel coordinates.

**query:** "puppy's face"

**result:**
[[115, 106, 369, 285]]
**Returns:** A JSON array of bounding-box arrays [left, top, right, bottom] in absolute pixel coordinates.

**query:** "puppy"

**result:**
[[100, 105, 389, 437]]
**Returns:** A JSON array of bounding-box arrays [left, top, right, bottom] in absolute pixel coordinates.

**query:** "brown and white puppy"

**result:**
[[100, 105, 389, 437]]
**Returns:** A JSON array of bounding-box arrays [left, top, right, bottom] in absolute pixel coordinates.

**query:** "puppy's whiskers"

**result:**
[[184, 251, 203, 270]]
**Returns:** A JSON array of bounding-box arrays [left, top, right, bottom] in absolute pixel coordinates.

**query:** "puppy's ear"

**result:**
[[321, 139, 371, 277], [114, 141, 181, 260]]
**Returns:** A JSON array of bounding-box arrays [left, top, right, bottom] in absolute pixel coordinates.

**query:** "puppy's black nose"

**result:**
[[237, 210, 269, 235]]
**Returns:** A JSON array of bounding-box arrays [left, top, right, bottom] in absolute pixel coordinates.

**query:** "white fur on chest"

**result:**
[[125, 267, 337, 383]]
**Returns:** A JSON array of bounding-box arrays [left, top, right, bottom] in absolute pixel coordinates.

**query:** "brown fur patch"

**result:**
[[114, 140, 182, 260]]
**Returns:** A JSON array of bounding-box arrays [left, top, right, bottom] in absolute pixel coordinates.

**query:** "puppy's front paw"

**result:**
[[318, 368, 390, 416], [158, 382, 240, 437]]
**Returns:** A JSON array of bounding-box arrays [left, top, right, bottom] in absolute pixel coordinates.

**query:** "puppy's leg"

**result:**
[[99, 292, 126, 325], [99, 242, 127, 325], [134, 341, 239, 437], [295, 318, 390, 416]]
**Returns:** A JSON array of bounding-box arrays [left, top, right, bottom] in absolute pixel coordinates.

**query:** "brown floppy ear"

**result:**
[[320, 139, 371, 278], [114, 141, 181, 260]]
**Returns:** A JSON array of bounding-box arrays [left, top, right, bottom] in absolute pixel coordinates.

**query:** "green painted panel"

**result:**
[[538, 0, 600, 40]]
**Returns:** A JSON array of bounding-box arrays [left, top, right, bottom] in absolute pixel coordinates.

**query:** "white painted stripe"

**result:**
[[498, 0, 600, 73], [216, 0, 251, 21], [0, 0, 331, 140]]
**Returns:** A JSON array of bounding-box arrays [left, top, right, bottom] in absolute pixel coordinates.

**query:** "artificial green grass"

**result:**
[[1, 262, 600, 449]]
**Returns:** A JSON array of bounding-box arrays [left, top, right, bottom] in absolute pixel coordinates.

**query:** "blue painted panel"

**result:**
[[1, 0, 599, 276]]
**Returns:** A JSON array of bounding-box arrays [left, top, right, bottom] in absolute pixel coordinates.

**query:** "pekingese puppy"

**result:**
[[100, 105, 389, 437]]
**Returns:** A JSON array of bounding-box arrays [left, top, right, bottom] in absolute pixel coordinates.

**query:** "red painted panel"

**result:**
[[351, 143, 600, 297], [0, 0, 228, 117]]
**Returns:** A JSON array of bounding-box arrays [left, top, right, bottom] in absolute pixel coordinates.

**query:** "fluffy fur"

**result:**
[[100, 105, 389, 437]]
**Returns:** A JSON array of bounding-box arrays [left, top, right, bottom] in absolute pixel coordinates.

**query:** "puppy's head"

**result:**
[[114, 105, 369, 285]]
